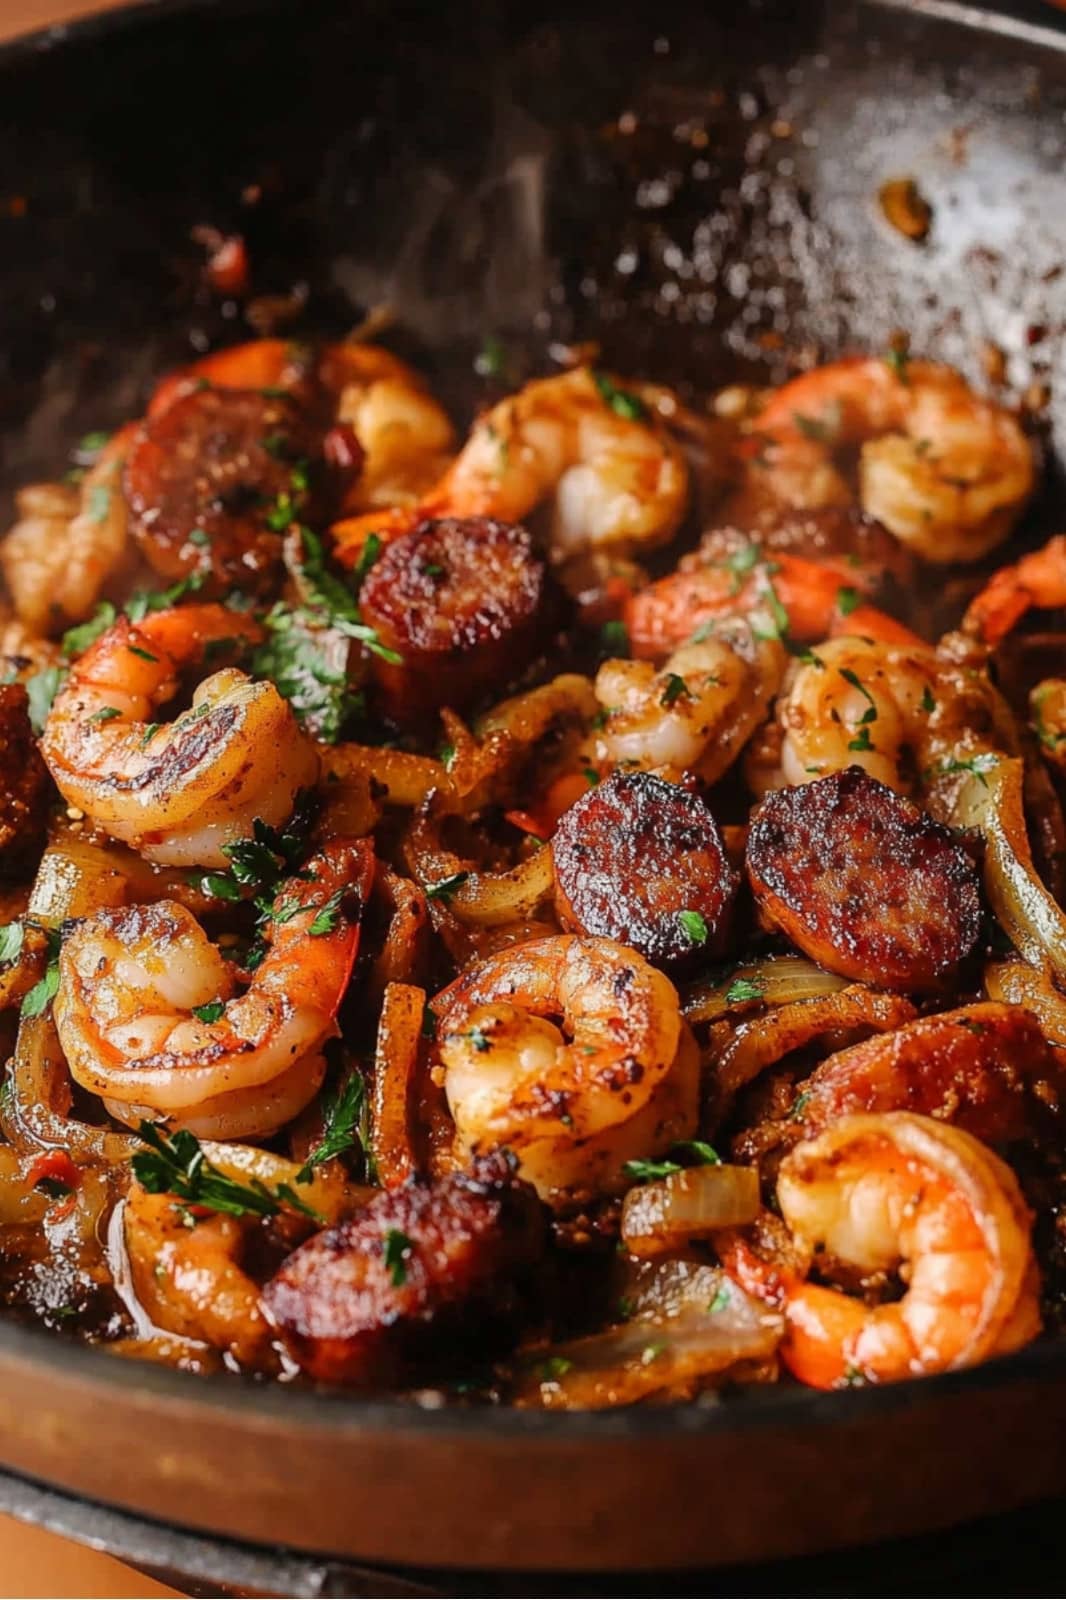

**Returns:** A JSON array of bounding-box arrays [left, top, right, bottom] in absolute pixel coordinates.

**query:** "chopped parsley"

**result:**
[[282, 525, 401, 664], [87, 483, 112, 523], [677, 909, 709, 946], [640, 1340, 667, 1365], [932, 751, 1000, 788], [593, 370, 647, 421], [920, 685, 937, 714], [790, 1090, 812, 1119], [132, 1122, 320, 1221], [21, 928, 62, 1019], [423, 870, 470, 902], [622, 1139, 721, 1181], [73, 430, 111, 464], [792, 401, 841, 443], [383, 1227, 414, 1286], [252, 606, 363, 744], [296, 1071, 366, 1183], [308, 886, 345, 936], [660, 672, 691, 708], [835, 585, 860, 617], [88, 706, 122, 724], [848, 725, 874, 753], [838, 666, 878, 724], [352, 532, 383, 588], [475, 335, 509, 379], [708, 1285, 732, 1315], [191, 1000, 225, 1024], [600, 619, 630, 657], [884, 346, 911, 384], [725, 975, 764, 1004], [0, 922, 23, 965], [725, 541, 761, 587], [126, 644, 158, 663], [23, 666, 65, 734], [62, 601, 117, 657], [537, 1355, 574, 1381]]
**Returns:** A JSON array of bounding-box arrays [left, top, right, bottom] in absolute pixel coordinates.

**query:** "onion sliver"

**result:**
[[621, 1163, 760, 1257], [985, 959, 1066, 1046], [953, 757, 1066, 987], [684, 956, 847, 1025]]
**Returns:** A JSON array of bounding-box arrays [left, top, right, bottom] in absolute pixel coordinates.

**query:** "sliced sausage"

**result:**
[[124, 386, 360, 594], [261, 1153, 545, 1386], [0, 684, 49, 878], [552, 769, 736, 967], [734, 1003, 1064, 1168], [359, 516, 547, 725], [746, 766, 982, 991]]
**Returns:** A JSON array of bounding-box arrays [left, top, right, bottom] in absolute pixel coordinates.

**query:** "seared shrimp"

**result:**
[[590, 618, 785, 786], [769, 634, 1012, 794], [728, 1112, 1040, 1388], [55, 840, 372, 1140], [748, 358, 1034, 564], [1032, 678, 1066, 774], [321, 342, 456, 509], [964, 532, 1066, 647], [0, 428, 136, 635], [333, 366, 689, 567], [41, 603, 320, 867], [435, 934, 699, 1205]]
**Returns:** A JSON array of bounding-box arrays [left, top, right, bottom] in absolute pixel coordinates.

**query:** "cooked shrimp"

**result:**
[[55, 840, 372, 1140], [964, 532, 1066, 647], [332, 366, 688, 567], [625, 538, 920, 662], [589, 618, 786, 786], [41, 602, 320, 867], [0, 428, 136, 635], [435, 934, 699, 1204], [728, 1112, 1040, 1388], [771, 634, 1012, 794], [747, 358, 1034, 564]]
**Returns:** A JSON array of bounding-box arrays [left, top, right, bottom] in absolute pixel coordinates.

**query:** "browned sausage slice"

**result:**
[[124, 386, 359, 594], [551, 769, 736, 967], [359, 516, 547, 725], [746, 766, 982, 990], [261, 1153, 545, 1386]]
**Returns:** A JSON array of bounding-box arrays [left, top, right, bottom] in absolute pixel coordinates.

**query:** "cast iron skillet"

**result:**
[[1, 0, 1066, 1577]]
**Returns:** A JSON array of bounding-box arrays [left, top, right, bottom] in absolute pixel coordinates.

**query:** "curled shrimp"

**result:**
[[332, 366, 689, 567], [0, 427, 137, 635], [55, 840, 372, 1141], [434, 934, 699, 1205], [727, 1112, 1040, 1388], [625, 544, 921, 662], [588, 618, 785, 786], [964, 532, 1066, 647], [41, 603, 320, 867], [747, 358, 1034, 564], [767, 634, 1013, 794]]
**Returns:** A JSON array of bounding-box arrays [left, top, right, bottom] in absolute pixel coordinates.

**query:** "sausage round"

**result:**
[[746, 765, 982, 990], [358, 516, 547, 725], [261, 1153, 545, 1386], [551, 769, 737, 967], [124, 386, 358, 594]]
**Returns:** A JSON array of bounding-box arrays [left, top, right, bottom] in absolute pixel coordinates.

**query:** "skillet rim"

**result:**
[[0, 0, 1063, 1453]]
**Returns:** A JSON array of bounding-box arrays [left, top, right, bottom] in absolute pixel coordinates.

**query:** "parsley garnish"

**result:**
[[126, 644, 158, 664], [593, 370, 647, 421], [132, 1122, 321, 1221], [191, 999, 225, 1024], [296, 1071, 366, 1183], [253, 606, 363, 744], [23, 666, 65, 734], [660, 672, 691, 708], [352, 532, 383, 588], [424, 870, 470, 902], [88, 706, 122, 724], [920, 685, 937, 713], [537, 1355, 574, 1381], [73, 430, 111, 463], [836, 585, 860, 617], [677, 909, 709, 946], [792, 402, 841, 443], [87, 484, 112, 523], [932, 752, 999, 788], [308, 887, 345, 936], [622, 1139, 721, 1181], [884, 346, 911, 384], [708, 1285, 732, 1315], [725, 975, 764, 1004], [790, 1090, 812, 1119], [475, 334, 509, 379], [0, 922, 23, 965], [600, 619, 630, 657], [21, 928, 62, 1019], [282, 526, 401, 664], [62, 601, 117, 657], [383, 1227, 414, 1286]]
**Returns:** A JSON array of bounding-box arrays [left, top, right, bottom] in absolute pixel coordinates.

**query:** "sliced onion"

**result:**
[[510, 1258, 782, 1410], [684, 956, 848, 1025], [405, 801, 556, 927], [952, 757, 1066, 987], [325, 743, 451, 809], [622, 1164, 760, 1257], [985, 959, 1066, 1047], [371, 981, 424, 1188]]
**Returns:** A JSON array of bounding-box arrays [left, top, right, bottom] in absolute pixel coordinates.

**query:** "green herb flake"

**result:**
[[297, 1071, 366, 1183], [920, 685, 937, 713], [537, 1355, 574, 1381], [87, 483, 112, 523], [132, 1121, 321, 1221], [352, 532, 383, 588], [191, 1000, 225, 1024], [383, 1227, 414, 1287], [62, 601, 117, 658], [126, 644, 158, 664], [424, 870, 470, 902], [593, 370, 647, 421], [884, 346, 911, 384], [88, 706, 122, 724], [790, 1090, 812, 1120], [660, 672, 691, 708], [308, 887, 345, 936], [848, 726, 874, 753], [21, 929, 63, 1019], [708, 1285, 732, 1315], [677, 909, 709, 946], [640, 1340, 667, 1366], [600, 619, 630, 657], [0, 922, 23, 966], [836, 585, 860, 617], [725, 975, 764, 1004]]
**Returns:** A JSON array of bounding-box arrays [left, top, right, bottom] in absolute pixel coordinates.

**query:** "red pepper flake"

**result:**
[[26, 1149, 81, 1193]]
